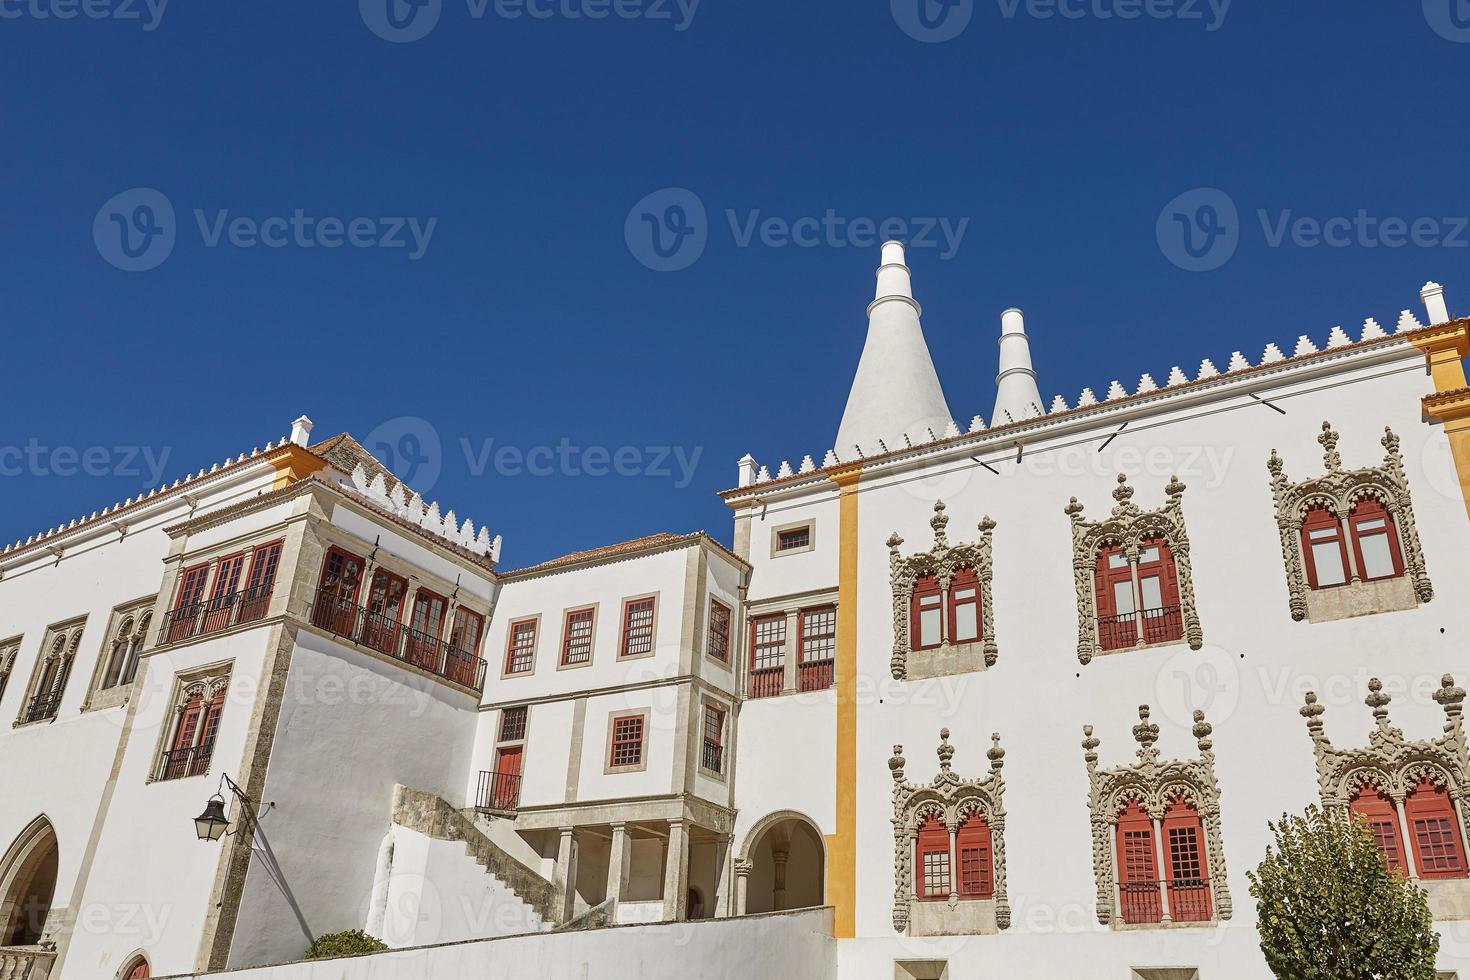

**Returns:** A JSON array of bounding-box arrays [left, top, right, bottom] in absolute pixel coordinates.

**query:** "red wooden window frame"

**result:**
[[1350, 786, 1407, 873], [1136, 537, 1184, 645], [360, 567, 408, 655], [707, 600, 732, 663], [561, 607, 595, 666], [1348, 496, 1406, 582], [200, 551, 248, 633], [1405, 779, 1466, 879], [1300, 505, 1350, 590], [124, 958, 150, 980], [1162, 796, 1212, 921], [319, 548, 365, 602], [776, 526, 810, 552], [701, 703, 725, 774], [748, 614, 786, 699], [1094, 544, 1138, 652], [1117, 800, 1161, 924], [620, 597, 656, 658], [797, 606, 837, 692], [910, 575, 943, 651], [174, 563, 211, 612], [956, 812, 993, 898], [499, 705, 528, 741], [450, 607, 485, 655], [948, 567, 981, 646], [609, 713, 645, 768], [409, 588, 448, 639], [239, 540, 284, 622], [504, 619, 538, 675], [915, 812, 952, 900]]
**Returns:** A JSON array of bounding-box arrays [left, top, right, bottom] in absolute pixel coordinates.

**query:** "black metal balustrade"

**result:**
[[1119, 880, 1163, 924], [1166, 876, 1212, 921], [310, 591, 488, 692], [157, 739, 216, 781], [475, 769, 522, 812], [24, 691, 63, 724], [701, 740, 724, 774], [160, 585, 273, 645]]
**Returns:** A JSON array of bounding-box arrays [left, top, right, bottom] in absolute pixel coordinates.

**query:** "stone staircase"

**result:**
[[391, 786, 559, 926]]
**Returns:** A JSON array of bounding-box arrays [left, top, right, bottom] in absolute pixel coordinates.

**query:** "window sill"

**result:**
[[1110, 917, 1218, 932], [905, 640, 994, 681], [698, 766, 727, 783], [1091, 635, 1197, 659], [82, 685, 132, 713], [10, 716, 59, 730], [906, 896, 1002, 936], [1303, 575, 1417, 624]]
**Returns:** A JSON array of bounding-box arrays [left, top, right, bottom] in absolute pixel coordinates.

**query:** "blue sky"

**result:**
[[1, 0, 1466, 567]]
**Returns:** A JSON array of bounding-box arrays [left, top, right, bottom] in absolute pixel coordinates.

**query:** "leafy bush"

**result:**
[[303, 930, 388, 960], [1247, 805, 1439, 980]]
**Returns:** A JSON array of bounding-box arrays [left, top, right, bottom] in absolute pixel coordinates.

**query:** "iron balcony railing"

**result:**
[[23, 691, 62, 724], [475, 769, 522, 812], [1119, 877, 1212, 924], [797, 658, 835, 692], [160, 584, 273, 645], [701, 740, 724, 774], [310, 591, 488, 692], [1098, 604, 1184, 652], [157, 739, 216, 782]]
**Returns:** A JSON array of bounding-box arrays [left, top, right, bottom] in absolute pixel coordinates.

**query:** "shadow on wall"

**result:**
[[745, 816, 824, 915]]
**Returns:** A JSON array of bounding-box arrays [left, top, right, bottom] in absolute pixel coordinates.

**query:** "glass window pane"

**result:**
[[1140, 575, 1164, 611], [1359, 532, 1395, 579], [1113, 580, 1137, 614], [920, 608, 942, 644], [1108, 551, 1129, 570], [953, 604, 978, 643], [1138, 546, 1160, 563], [1311, 541, 1347, 586]]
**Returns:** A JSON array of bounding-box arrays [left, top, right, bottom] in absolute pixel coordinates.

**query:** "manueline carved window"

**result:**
[[888, 729, 1010, 936], [1065, 475, 1203, 665], [16, 620, 85, 726], [1267, 423, 1432, 623], [1081, 706, 1231, 928], [1299, 676, 1469, 886], [887, 502, 997, 681]]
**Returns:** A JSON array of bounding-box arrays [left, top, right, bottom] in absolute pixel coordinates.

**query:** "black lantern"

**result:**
[[194, 794, 229, 841]]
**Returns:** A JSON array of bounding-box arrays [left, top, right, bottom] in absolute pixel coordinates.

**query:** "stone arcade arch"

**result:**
[[0, 817, 59, 947], [735, 811, 825, 915]]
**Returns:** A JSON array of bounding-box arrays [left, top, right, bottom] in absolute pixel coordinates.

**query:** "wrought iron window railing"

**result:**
[[310, 591, 488, 692], [160, 585, 273, 645], [157, 739, 216, 782], [475, 769, 522, 812]]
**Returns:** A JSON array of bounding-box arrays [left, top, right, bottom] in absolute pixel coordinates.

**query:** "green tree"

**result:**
[[1247, 805, 1439, 980]]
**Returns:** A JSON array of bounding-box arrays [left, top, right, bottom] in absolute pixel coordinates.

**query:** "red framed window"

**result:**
[[776, 526, 810, 552], [450, 608, 484, 655], [916, 812, 951, 900], [239, 541, 283, 622], [505, 619, 537, 675], [701, 703, 725, 774], [168, 563, 212, 641], [949, 567, 981, 644], [1405, 779, 1466, 879], [200, 552, 247, 633], [620, 597, 656, 657], [123, 958, 150, 980], [910, 575, 943, 650], [1117, 800, 1162, 924], [798, 606, 836, 691], [319, 548, 364, 601], [499, 705, 528, 741], [361, 568, 408, 655], [1162, 796, 1212, 921], [1350, 786, 1406, 873], [1349, 496, 1405, 582], [161, 685, 223, 781], [1094, 544, 1138, 652], [404, 588, 447, 670], [707, 600, 731, 663], [748, 614, 786, 699], [956, 812, 993, 898], [561, 608, 595, 666], [1136, 537, 1184, 645], [1301, 505, 1349, 589], [609, 714, 645, 768]]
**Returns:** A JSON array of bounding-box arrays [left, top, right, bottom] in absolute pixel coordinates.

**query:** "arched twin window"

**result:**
[[1093, 537, 1184, 652], [1301, 496, 1405, 590], [914, 810, 994, 902], [1114, 796, 1212, 924], [1351, 779, 1466, 880], [910, 569, 982, 651], [103, 613, 151, 690]]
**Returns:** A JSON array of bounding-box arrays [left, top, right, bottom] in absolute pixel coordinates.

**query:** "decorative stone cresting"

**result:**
[[886, 501, 997, 680], [1299, 675, 1469, 823], [1065, 474, 1203, 665], [888, 729, 1010, 934], [1267, 422, 1432, 621], [1081, 706, 1231, 926]]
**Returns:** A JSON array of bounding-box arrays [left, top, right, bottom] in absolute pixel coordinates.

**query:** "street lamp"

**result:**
[[193, 774, 314, 947]]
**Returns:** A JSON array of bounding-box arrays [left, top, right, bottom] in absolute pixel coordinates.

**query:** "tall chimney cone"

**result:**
[[834, 243, 953, 457], [992, 308, 1043, 424]]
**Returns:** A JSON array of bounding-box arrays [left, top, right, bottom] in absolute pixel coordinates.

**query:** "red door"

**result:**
[[493, 746, 523, 809], [1095, 545, 1137, 651], [125, 960, 150, 980], [1117, 801, 1161, 923]]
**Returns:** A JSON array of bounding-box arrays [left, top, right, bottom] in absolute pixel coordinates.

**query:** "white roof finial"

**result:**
[[290, 415, 314, 447], [1422, 282, 1450, 325]]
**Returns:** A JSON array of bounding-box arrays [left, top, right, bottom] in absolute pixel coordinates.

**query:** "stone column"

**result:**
[[662, 819, 690, 921], [772, 843, 789, 911], [1395, 799, 1420, 879], [712, 833, 733, 918], [734, 859, 752, 916], [607, 822, 631, 909], [1341, 516, 1361, 583], [1129, 559, 1146, 646], [1109, 824, 1122, 919], [947, 825, 960, 901], [1152, 818, 1172, 923], [554, 827, 578, 922]]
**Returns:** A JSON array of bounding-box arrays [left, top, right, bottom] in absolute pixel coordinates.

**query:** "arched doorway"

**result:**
[[0, 817, 59, 947], [120, 954, 151, 979], [739, 812, 824, 915]]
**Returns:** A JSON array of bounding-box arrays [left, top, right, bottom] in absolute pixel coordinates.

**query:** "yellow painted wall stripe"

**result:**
[[827, 464, 862, 939], [1414, 322, 1470, 522]]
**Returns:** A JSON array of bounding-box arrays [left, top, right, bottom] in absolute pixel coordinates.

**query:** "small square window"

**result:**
[[608, 713, 646, 771], [504, 619, 538, 675], [499, 705, 528, 741], [771, 520, 815, 558], [620, 597, 656, 658], [707, 600, 731, 663], [561, 607, 595, 666]]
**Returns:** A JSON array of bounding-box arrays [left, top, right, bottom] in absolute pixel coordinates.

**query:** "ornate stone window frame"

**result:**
[[13, 617, 86, 727], [888, 729, 1010, 936], [1065, 475, 1203, 665], [886, 502, 997, 681], [0, 636, 19, 707], [1081, 706, 1231, 928], [148, 662, 233, 784], [83, 595, 157, 712], [1268, 422, 1433, 623], [1299, 675, 1470, 912]]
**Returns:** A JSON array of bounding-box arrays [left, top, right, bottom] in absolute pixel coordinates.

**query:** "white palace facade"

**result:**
[[4, 244, 1470, 979]]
